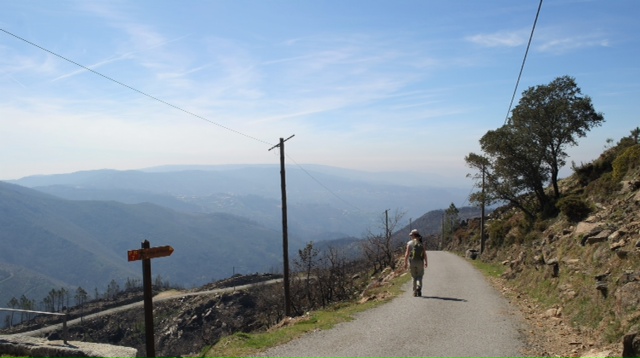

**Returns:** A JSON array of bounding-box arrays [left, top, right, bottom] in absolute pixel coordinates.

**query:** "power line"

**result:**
[[1, 28, 379, 216], [285, 154, 365, 213], [503, 0, 543, 125], [0, 28, 274, 147]]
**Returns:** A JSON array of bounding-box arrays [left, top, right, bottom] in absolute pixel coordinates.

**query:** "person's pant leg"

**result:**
[[410, 261, 424, 291]]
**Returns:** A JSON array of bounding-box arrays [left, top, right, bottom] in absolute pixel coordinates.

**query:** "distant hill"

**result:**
[[8, 165, 470, 238], [1, 165, 472, 319], [0, 181, 300, 312]]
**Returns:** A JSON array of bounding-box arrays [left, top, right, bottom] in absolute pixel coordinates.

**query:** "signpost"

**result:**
[[127, 240, 174, 358], [128, 245, 174, 262]]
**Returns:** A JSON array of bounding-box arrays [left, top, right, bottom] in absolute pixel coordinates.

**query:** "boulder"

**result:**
[[615, 281, 640, 318], [622, 332, 640, 358], [0, 335, 136, 357], [581, 230, 612, 246]]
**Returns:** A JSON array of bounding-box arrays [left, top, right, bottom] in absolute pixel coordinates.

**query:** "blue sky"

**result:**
[[1, 0, 638, 185]]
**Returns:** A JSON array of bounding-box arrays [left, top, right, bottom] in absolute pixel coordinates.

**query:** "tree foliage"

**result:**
[[466, 76, 604, 219]]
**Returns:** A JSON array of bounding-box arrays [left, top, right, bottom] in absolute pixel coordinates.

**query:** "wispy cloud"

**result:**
[[466, 30, 527, 48], [536, 34, 610, 54]]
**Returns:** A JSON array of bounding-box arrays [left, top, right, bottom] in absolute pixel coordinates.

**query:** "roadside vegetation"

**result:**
[[203, 269, 410, 357], [451, 128, 640, 355]]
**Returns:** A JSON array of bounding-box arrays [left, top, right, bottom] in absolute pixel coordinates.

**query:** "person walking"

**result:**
[[404, 229, 428, 296]]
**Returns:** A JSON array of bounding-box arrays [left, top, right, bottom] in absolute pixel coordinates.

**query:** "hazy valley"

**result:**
[[0, 164, 468, 321]]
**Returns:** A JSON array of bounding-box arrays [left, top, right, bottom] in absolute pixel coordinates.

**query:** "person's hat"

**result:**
[[409, 229, 420, 237]]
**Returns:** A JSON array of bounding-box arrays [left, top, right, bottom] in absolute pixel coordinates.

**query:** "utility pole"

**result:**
[[269, 135, 294, 317], [480, 164, 486, 255], [385, 209, 390, 242], [440, 212, 446, 250]]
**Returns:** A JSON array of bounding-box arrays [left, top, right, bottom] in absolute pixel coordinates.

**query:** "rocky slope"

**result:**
[[449, 142, 640, 357]]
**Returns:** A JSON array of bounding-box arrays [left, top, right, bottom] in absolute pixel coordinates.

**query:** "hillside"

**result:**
[[447, 139, 640, 356], [8, 165, 470, 238], [0, 181, 293, 316]]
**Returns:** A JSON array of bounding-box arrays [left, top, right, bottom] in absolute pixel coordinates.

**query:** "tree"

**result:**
[[47, 289, 57, 312], [509, 75, 604, 199], [466, 76, 604, 218], [294, 241, 320, 306], [19, 295, 35, 322], [125, 277, 141, 291], [444, 203, 460, 232], [7, 297, 18, 327], [361, 209, 405, 272], [74, 286, 88, 307], [106, 279, 120, 300], [630, 127, 640, 144]]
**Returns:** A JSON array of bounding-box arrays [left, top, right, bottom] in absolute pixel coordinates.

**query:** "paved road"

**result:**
[[258, 251, 527, 357]]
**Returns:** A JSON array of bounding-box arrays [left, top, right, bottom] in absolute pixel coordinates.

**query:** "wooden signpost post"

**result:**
[[128, 240, 174, 358]]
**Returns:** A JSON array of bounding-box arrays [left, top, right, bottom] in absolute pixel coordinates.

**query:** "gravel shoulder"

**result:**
[[258, 251, 529, 357]]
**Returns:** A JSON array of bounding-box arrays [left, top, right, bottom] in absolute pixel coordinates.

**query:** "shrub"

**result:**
[[487, 220, 508, 247], [556, 195, 591, 222], [587, 172, 621, 199], [572, 160, 612, 186], [612, 144, 640, 182]]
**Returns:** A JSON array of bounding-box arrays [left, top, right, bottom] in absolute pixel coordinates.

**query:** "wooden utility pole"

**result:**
[[480, 165, 486, 254], [385, 209, 390, 241], [269, 135, 294, 317], [440, 213, 445, 250]]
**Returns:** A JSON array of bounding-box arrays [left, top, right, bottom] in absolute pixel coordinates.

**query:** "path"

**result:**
[[258, 251, 527, 357]]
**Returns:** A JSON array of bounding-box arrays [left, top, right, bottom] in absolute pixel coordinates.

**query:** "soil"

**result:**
[[486, 276, 622, 358]]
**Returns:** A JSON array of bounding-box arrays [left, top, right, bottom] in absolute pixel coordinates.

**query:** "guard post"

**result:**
[[127, 240, 174, 358]]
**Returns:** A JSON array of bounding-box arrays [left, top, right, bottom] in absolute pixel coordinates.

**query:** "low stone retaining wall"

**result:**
[[0, 334, 137, 357]]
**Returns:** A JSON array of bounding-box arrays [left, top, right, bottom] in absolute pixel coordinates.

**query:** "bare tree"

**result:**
[[293, 241, 320, 308], [7, 297, 18, 327], [361, 209, 406, 273]]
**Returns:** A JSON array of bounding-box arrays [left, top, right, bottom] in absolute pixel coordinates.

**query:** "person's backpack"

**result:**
[[411, 239, 425, 260]]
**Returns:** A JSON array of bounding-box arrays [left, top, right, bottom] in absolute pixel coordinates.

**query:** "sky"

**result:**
[[1, 0, 638, 186]]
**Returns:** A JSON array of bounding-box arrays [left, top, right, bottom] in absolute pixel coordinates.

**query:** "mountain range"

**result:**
[[0, 164, 470, 314]]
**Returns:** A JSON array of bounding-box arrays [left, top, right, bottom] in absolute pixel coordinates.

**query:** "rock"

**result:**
[[622, 332, 640, 357], [620, 271, 640, 284], [533, 254, 544, 264], [575, 222, 603, 237], [465, 249, 479, 260], [547, 261, 559, 278], [596, 281, 608, 298], [544, 307, 562, 318], [564, 258, 580, 267], [615, 281, 640, 319], [608, 229, 624, 241], [580, 348, 614, 357], [0, 335, 137, 357], [581, 230, 612, 246], [595, 273, 609, 299], [610, 239, 626, 251], [615, 250, 629, 259]]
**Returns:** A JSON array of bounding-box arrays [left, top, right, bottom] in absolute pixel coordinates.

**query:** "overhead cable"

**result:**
[[1, 28, 363, 213], [503, 0, 544, 125], [0, 28, 273, 146]]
